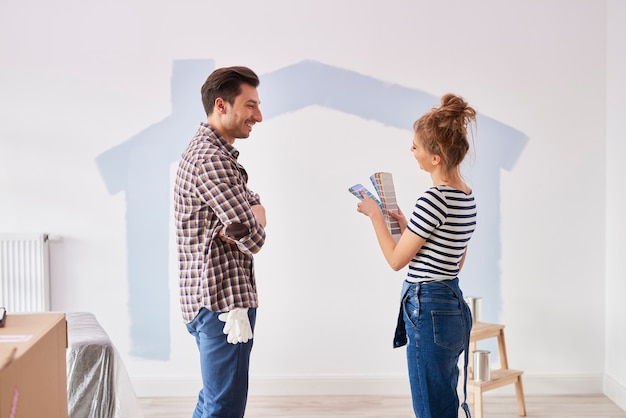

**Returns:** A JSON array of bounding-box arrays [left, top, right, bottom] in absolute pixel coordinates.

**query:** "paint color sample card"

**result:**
[[348, 184, 383, 210], [349, 172, 402, 242], [370, 172, 402, 241]]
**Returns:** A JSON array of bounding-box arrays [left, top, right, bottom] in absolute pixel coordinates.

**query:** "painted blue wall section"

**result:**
[[97, 59, 527, 360], [96, 59, 213, 359]]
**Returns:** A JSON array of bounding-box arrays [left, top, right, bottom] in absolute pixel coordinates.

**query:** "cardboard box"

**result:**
[[0, 313, 68, 418]]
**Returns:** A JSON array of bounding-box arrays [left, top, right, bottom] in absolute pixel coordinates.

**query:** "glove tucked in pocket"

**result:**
[[218, 308, 253, 344]]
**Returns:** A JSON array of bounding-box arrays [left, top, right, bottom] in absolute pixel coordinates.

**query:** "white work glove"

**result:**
[[218, 308, 253, 344]]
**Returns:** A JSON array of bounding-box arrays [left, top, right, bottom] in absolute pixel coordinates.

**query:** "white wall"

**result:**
[[605, 0, 626, 411], [0, 0, 622, 406]]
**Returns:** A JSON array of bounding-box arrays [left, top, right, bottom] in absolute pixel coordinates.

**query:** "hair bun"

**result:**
[[436, 93, 476, 130], [414, 93, 477, 169]]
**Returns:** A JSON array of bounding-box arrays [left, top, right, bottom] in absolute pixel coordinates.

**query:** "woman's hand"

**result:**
[[356, 191, 383, 218], [388, 206, 408, 233]]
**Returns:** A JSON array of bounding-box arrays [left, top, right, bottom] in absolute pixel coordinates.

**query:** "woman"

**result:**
[[356, 93, 477, 418]]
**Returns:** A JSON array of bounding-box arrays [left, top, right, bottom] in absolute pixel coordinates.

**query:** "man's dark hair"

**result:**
[[201, 66, 260, 116]]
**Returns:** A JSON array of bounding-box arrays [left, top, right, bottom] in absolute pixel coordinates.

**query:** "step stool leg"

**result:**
[[473, 386, 483, 418], [515, 376, 527, 416], [497, 328, 510, 369]]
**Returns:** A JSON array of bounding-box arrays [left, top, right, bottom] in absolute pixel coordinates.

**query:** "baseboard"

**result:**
[[133, 373, 605, 398], [132, 376, 411, 398], [604, 374, 626, 411]]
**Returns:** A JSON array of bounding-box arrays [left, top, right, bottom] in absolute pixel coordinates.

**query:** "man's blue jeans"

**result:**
[[398, 279, 472, 418], [186, 307, 257, 418]]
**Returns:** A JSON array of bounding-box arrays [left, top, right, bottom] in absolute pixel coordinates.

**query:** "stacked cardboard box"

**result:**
[[0, 313, 68, 418]]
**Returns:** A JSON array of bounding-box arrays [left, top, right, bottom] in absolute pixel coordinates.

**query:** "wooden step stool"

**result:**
[[466, 322, 526, 418]]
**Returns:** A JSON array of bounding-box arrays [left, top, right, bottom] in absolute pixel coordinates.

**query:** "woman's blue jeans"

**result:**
[[186, 307, 256, 418], [395, 279, 472, 418]]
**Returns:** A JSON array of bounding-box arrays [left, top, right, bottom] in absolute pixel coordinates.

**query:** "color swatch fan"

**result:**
[[349, 172, 402, 242], [370, 172, 402, 240]]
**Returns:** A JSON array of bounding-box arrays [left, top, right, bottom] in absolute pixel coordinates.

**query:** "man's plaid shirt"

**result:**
[[174, 123, 266, 323]]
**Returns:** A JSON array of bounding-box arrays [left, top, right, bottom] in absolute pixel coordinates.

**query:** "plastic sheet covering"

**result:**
[[66, 312, 144, 418]]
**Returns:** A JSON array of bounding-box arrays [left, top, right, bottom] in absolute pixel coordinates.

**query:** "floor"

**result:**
[[138, 394, 626, 418]]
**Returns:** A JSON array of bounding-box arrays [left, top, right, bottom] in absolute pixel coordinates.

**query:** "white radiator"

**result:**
[[0, 233, 50, 312]]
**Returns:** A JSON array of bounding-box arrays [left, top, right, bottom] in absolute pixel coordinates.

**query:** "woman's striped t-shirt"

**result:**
[[406, 185, 477, 282]]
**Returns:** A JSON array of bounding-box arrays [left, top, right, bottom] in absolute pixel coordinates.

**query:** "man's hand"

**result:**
[[251, 204, 266, 227]]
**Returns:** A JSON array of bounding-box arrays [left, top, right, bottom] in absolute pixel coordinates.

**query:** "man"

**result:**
[[174, 66, 266, 418]]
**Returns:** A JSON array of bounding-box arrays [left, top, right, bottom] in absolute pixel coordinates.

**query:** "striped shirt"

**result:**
[[174, 123, 266, 323], [406, 185, 477, 282]]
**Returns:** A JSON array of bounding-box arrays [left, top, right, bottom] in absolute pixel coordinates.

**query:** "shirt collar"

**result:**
[[199, 122, 240, 159]]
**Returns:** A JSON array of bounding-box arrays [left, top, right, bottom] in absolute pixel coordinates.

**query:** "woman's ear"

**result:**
[[431, 154, 442, 166]]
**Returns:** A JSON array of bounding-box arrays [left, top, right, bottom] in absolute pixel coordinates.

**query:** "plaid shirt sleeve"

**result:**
[[174, 125, 266, 323]]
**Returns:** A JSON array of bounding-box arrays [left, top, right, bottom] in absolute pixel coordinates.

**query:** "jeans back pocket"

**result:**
[[432, 310, 464, 351]]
